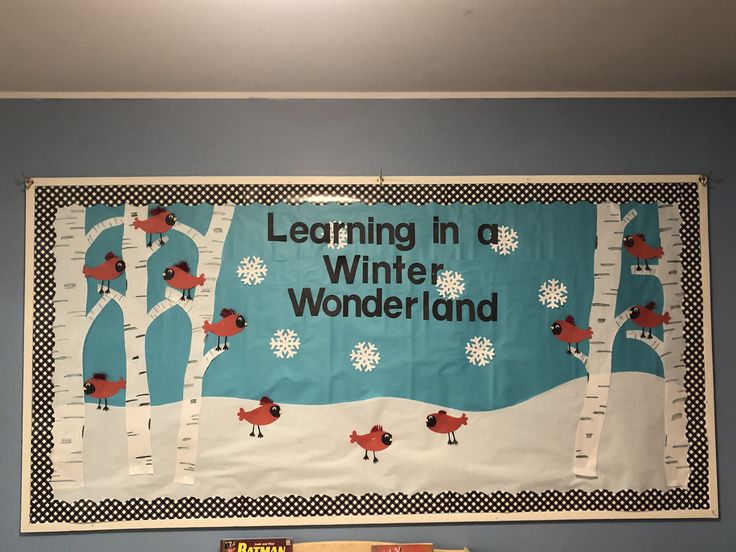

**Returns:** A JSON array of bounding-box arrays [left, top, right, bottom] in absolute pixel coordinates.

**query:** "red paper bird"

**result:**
[[550, 315, 593, 354], [623, 234, 664, 271], [132, 206, 177, 247], [84, 373, 126, 411], [349, 425, 393, 463], [237, 396, 281, 438], [202, 308, 247, 350], [163, 261, 206, 300], [82, 252, 125, 294], [426, 410, 468, 445], [629, 301, 671, 339]]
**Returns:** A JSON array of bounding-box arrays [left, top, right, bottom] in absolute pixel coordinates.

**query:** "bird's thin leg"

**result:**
[[159, 233, 165, 246], [566, 343, 572, 355], [103, 398, 109, 411], [216, 336, 221, 351], [257, 426, 263, 438], [648, 329, 653, 339], [452, 432, 459, 445], [636, 258, 642, 271], [249, 425, 255, 437], [223, 336, 229, 351], [575, 342, 580, 354], [447, 434, 453, 445], [146, 235, 152, 248], [98, 282, 104, 294], [97, 399, 101, 410], [372, 451, 378, 464], [105, 280, 110, 294], [641, 329, 646, 338], [363, 450, 369, 461], [180, 290, 186, 301], [187, 288, 192, 300], [645, 258, 651, 271]]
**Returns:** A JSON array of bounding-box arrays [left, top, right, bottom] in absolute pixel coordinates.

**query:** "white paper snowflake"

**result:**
[[490, 225, 519, 255], [326, 220, 348, 250], [465, 336, 495, 366], [237, 256, 268, 285], [270, 329, 301, 359], [350, 341, 380, 372], [538, 278, 568, 309], [435, 270, 466, 299]]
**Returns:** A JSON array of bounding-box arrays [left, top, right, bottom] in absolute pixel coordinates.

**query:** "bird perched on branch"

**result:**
[[350, 425, 393, 463], [202, 308, 247, 350], [83, 252, 125, 294], [133, 206, 177, 247], [163, 261, 206, 300], [426, 410, 468, 445], [237, 396, 281, 438], [629, 301, 670, 339], [623, 233, 663, 271], [84, 373, 125, 411], [550, 315, 593, 354]]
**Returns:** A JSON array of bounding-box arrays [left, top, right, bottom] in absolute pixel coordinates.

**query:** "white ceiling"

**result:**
[[1, 0, 735, 97]]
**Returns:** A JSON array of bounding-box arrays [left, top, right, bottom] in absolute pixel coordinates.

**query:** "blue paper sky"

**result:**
[[80, 201, 664, 411]]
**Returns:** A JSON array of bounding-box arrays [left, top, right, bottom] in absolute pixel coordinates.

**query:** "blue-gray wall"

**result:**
[[1, 99, 733, 551]]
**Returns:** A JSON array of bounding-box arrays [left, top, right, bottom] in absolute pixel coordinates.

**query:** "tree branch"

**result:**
[[571, 350, 589, 369], [86, 289, 125, 322], [630, 264, 665, 278], [621, 208, 637, 226], [148, 287, 196, 323], [85, 216, 124, 244], [203, 345, 226, 365], [625, 330, 665, 355], [173, 221, 205, 246], [614, 309, 631, 327]]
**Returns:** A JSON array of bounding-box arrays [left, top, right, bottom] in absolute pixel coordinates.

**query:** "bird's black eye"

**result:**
[[163, 268, 174, 281], [623, 235, 634, 247], [382, 433, 393, 446], [551, 323, 562, 335], [270, 405, 281, 418], [426, 415, 436, 428], [235, 315, 247, 328], [630, 307, 640, 319], [165, 213, 176, 226], [115, 260, 125, 272], [84, 383, 94, 395]]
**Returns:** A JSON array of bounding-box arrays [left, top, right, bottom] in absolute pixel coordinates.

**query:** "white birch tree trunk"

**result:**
[[51, 208, 123, 489], [119, 204, 170, 476], [173, 205, 235, 484], [625, 203, 690, 487], [573, 203, 637, 478]]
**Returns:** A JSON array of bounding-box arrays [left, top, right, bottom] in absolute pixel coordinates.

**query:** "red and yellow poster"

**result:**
[[21, 176, 717, 531]]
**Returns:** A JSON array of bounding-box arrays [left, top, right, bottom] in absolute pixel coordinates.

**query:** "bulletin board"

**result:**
[[21, 175, 718, 532]]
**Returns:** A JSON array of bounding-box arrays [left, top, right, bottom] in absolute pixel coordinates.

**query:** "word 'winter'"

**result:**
[[268, 212, 416, 251], [324, 255, 444, 285]]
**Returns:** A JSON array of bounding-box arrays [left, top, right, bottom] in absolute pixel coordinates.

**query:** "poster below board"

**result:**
[[21, 175, 717, 531]]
